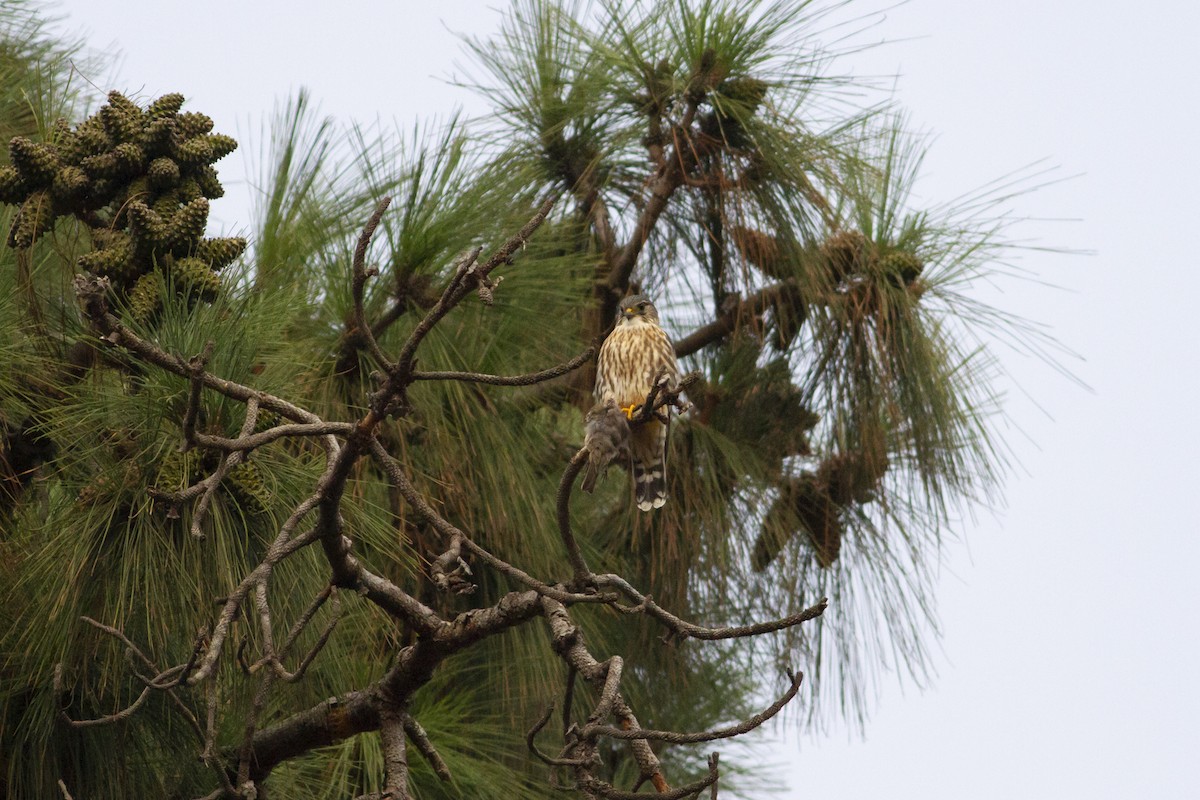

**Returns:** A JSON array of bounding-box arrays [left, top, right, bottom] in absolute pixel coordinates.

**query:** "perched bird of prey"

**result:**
[[594, 294, 682, 510]]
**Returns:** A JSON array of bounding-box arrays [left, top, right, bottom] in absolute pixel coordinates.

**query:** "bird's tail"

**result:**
[[633, 455, 667, 511], [581, 464, 599, 494]]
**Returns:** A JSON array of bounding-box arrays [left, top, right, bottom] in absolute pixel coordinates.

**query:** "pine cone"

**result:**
[[8, 190, 55, 248], [820, 230, 870, 280], [171, 256, 221, 300], [166, 197, 209, 246], [51, 165, 90, 205], [9, 136, 60, 185], [731, 225, 787, 279], [204, 134, 238, 161], [78, 237, 137, 283], [173, 136, 213, 166], [141, 116, 177, 152], [193, 236, 246, 270], [192, 165, 223, 198], [175, 112, 214, 138], [111, 142, 147, 177], [129, 272, 161, 323], [147, 157, 181, 189], [65, 117, 111, 163], [146, 92, 185, 118], [879, 251, 923, 287], [99, 93, 144, 142], [225, 460, 270, 515], [0, 165, 28, 204], [127, 200, 168, 245]]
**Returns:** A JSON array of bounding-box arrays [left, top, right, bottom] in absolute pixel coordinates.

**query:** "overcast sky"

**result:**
[[59, 1, 1199, 797]]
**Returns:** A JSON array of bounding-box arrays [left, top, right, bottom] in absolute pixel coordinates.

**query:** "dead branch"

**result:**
[[582, 670, 802, 744], [401, 712, 453, 783], [192, 421, 356, 452], [387, 196, 558, 396], [580, 767, 719, 800], [541, 597, 668, 790], [595, 573, 829, 640], [55, 667, 157, 728], [67, 618, 205, 741], [526, 705, 592, 769], [557, 448, 592, 580], [411, 345, 594, 386], [352, 196, 397, 371], [606, 94, 704, 294], [74, 275, 340, 451], [380, 709, 410, 800], [181, 340, 215, 449], [243, 589, 546, 780], [673, 281, 802, 358], [369, 438, 615, 605]]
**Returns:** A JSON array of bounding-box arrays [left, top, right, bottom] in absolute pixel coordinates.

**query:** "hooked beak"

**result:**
[[622, 307, 636, 320]]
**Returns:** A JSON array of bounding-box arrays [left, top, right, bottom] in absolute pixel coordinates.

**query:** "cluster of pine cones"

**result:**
[[0, 90, 245, 321]]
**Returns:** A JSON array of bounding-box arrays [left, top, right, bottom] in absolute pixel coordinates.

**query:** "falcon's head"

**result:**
[[616, 294, 660, 326]]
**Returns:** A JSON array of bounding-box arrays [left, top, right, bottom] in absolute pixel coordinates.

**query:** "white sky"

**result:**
[[58, 1, 1200, 797]]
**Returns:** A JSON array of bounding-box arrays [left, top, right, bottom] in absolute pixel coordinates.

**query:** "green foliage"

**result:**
[[0, 0, 1059, 796]]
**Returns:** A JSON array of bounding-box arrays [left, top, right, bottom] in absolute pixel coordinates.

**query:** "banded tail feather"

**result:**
[[633, 455, 667, 511]]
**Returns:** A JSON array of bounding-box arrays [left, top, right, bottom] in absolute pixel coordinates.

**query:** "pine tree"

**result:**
[[0, 2, 1048, 798]]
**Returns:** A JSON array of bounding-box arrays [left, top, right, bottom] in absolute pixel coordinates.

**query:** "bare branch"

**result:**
[[582, 671, 803, 744], [380, 709, 410, 799], [673, 281, 802, 358], [562, 665, 577, 736], [265, 587, 343, 683], [189, 448, 245, 539], [526, 705, 591, 768], [59, 680, 155, 728], [192, 421, 356, 452], [541, 597, 667, 788], [458, 532, 616, 605], [589, 656, 623, 725], [188, 523, 322, 685], [605, 95, 703, 294], [557, 448, 592, 581], [75, 275, 338, 443], [182, 340, 215, 449], [369, 438, 615, 605], [352, 196, 397, 371], [401, 712, 453, 783], [72, 619, 204, 741], [411, 346, 594, 386], [389, 196, 558, 389], [596, 574, 828, 640], [279, 585, 332, 657], [581, 765, 718, 800], [243, 589, 546, 779]]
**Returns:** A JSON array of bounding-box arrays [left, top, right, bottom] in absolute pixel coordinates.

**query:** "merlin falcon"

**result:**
[[594, 295, 682, 511]]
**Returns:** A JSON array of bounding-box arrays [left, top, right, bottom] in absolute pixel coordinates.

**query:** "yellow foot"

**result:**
[[620, 403, 638, 419]]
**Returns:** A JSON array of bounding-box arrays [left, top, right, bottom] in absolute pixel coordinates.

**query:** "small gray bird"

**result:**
[[581, 399, 631, 494], [593, 294, 681, 510]]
